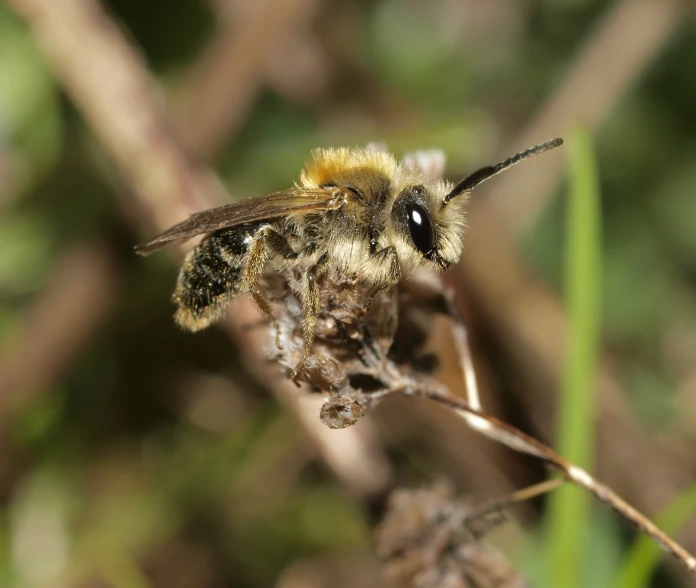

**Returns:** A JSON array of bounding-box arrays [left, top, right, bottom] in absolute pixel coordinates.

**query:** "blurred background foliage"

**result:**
[[0, 0, 695, 586]]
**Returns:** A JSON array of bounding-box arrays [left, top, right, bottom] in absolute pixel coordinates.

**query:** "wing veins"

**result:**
[[135, 188, 337, 255]]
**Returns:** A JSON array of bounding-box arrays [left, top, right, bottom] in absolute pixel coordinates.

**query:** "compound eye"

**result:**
[[406, 203, 435, 256]]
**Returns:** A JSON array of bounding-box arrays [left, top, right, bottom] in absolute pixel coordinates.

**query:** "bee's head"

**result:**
[[391, 138, 563, 275], [391, 182, 465, 274]]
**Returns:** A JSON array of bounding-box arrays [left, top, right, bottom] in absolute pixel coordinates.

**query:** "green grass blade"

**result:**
[[545, 125, 602, 588], [615, 485, 696, 588]]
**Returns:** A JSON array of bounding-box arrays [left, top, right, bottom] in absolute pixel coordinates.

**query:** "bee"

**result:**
[[136, 138, 562, 380]]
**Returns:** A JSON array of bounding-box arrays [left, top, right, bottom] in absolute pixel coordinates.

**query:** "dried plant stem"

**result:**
[[355, 284, 696, 574], [440, 291, 696, 573], [509, 478, 567, 504], [402, 385, 696, 575], [465, 478, 567, 522], [359, 352, 696, 573]]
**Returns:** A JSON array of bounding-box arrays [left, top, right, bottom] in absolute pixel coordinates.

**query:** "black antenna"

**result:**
[[443, 137, 563, 205]]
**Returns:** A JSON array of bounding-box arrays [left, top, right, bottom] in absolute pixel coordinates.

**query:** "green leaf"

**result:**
[[544, 125, 602, 588]]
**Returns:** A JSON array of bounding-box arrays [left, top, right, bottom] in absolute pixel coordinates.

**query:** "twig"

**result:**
[[359, 341, 696, 575], [479, 0, 689, 236], [4, 0, 223, 231], [202, 0, 331, 108], [397, 385, 696, 575], [175, 0, 323, 159]]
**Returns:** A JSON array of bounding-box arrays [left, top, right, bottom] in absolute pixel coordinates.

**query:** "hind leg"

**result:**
[[173, 236, 240, 331], [241, 226, 296, 349], [290, 258, 326, 382]]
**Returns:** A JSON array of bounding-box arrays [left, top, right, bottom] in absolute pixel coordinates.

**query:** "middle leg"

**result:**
[[241, 225, 297, 349], [290, 255, 327, 382]]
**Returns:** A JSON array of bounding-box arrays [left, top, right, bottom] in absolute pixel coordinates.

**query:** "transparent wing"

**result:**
[[135, 187, 338, 255]]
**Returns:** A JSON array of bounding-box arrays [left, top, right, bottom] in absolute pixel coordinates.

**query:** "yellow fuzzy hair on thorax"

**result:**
[[299, 147, 421, 190]]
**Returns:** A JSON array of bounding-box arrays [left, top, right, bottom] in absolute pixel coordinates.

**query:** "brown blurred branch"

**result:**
[[480, 0, 689, 237], [3, 0, 392, 502], [205, 0, 332, 106], [176, 0, 324, 160], [4, 0, 225, 232], [0, 245, 118, 417]]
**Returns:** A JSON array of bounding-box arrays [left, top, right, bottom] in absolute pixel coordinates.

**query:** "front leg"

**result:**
[[241, 225, 296, 349], [368, 246, 402, 298], [289, 248, 399, 383], [362, 246, 401, 363]]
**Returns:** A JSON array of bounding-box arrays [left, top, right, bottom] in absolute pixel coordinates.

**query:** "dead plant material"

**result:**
[[375, 480, 527, 588]]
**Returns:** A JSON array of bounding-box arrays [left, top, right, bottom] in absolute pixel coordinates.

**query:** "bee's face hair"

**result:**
[[390, 180, 468, 274]]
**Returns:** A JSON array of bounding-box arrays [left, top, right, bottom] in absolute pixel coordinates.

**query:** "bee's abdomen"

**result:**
[[173, 227, 252, 332]]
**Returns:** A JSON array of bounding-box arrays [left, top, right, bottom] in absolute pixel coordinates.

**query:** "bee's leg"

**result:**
[[360, 246, 402, 364], [241, 226, 296, 349], [290, 256, 326, 383], [368, 246, 402, 299]]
